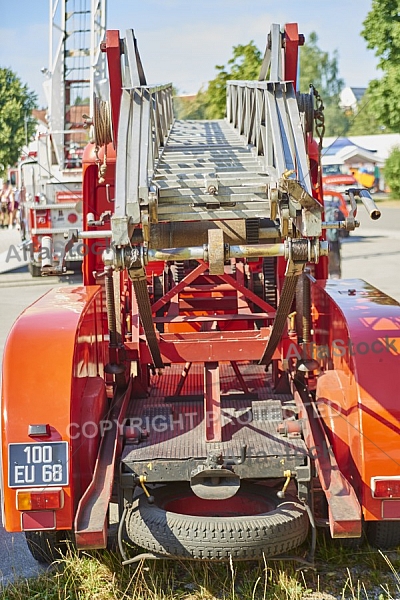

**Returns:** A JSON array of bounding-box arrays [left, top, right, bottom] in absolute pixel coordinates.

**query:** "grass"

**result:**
[[1, 534, 399, 600]]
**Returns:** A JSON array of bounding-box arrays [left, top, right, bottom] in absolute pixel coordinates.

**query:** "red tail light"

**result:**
[[16, 488, 63, 510], [371, 477, 400, 499]]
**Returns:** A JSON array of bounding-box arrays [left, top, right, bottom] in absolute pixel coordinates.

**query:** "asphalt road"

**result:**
[[0, 229, 81, 586], [341, 201, 400, 301], [0, 204, 399, 585]]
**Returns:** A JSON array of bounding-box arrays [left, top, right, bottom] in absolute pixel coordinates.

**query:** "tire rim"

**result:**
[[160, 489, 276, 518]]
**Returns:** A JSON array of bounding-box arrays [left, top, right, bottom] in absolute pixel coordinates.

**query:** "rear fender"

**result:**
[[1, 286, 106, 532], [313, 279, 400, 521]]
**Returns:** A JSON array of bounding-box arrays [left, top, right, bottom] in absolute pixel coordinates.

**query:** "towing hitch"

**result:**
[[190, 447, 247, 499]]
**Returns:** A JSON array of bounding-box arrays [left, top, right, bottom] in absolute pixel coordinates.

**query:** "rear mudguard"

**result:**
[[312, 279, 400, 522], [1, 286, 107, 532]]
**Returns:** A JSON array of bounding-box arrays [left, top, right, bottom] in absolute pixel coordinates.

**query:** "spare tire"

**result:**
[[126, 482, 309, 560]]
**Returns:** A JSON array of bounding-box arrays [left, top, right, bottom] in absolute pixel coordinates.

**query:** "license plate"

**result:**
[[8, 442, 69, 488]]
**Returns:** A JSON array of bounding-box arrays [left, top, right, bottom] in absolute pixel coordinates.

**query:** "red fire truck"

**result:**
[[1, 23, 399, 566]]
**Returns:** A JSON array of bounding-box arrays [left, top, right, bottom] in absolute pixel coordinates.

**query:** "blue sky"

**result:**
[[0, 0, 379, 107]]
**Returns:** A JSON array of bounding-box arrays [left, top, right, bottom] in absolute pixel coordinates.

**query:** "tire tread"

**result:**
[[25, 530, 72, 564], [126, 484, 309, 560], [367, 521, 400, 549]]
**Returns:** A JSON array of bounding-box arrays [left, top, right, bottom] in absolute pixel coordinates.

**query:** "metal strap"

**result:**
[[259, 263, 303, 365], [130, 272, 164, 369]]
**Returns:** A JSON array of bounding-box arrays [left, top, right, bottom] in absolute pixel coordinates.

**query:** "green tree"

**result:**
[[383, 146, 400, 197], [206, 41, 262, 119], [362, 0, 400, 131], [74, 96, 90, 106], [183, 33, 348, 135], [174, 90, 207, 120], [200, 41, 262, 120], [299, 32, 349, 137], [347, 92, 388, 136], [299, 33, 342, 97], [0, 68, 37, 176]]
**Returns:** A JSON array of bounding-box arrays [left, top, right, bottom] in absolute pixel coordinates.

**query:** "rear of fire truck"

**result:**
[[1, 22, 400, 565]]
